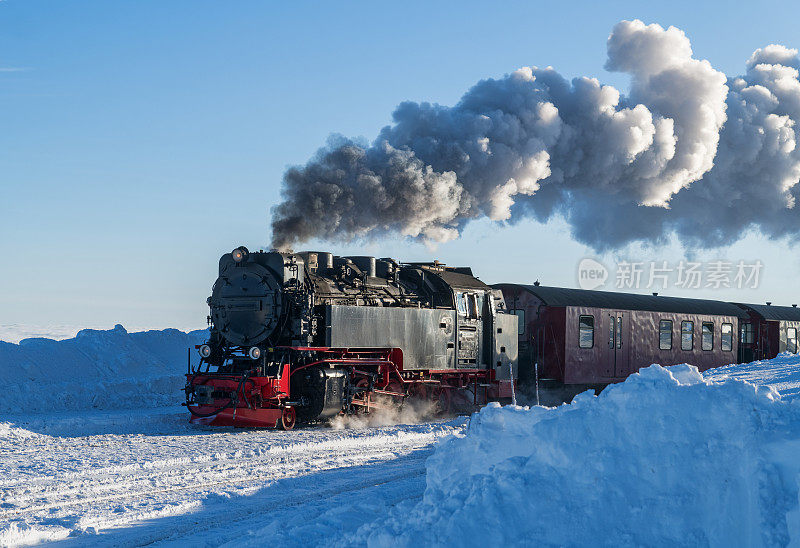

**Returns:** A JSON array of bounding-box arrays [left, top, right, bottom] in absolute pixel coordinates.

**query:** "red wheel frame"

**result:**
[[280, 406, 296, 430]]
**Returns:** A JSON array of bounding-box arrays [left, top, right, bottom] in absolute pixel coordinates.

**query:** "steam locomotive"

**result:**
[[184, 247, 519, 429]]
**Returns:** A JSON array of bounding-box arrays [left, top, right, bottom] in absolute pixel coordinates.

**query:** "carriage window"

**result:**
[[681, 321, 694, 350], [788, 327, 798, 354], [702, 323, 714, 351], [579, 315, 594, 348], [512, 309, 525, 335], [721, 323, 733, 351], [659, 320, 673, 350], [455, 292, 467, 317], [741, 322, 754, 344]]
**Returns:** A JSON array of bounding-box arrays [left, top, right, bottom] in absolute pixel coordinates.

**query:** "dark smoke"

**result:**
[[271, 20, 800, 252]]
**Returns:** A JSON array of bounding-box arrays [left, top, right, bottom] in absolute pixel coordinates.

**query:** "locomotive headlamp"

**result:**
[[198, 344, 212, 358], [248, 346, 262, 360], [232, 246, 249, 263]]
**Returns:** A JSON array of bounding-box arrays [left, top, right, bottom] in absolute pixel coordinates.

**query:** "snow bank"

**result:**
[[705, 351, 800, 402], [357, 365, 800, 547], [0, 325, 207, 414], [0, 323, 202, 344], [0, 324, 101, 344]]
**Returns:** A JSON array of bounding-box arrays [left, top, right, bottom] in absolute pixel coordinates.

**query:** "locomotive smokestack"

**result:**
[[270, 20, 800, 252]]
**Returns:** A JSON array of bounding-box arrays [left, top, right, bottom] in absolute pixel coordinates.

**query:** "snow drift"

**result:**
[[356, 364, 800, 547], [0, 325, 207, 414], [706, 351, 800, 402]]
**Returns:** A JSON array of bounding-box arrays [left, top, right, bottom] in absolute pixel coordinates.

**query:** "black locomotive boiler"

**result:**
[[185, 247, 519, 429]]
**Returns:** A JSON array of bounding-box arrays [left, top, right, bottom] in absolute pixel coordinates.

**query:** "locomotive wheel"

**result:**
[[375, 381, 405, 408], [280, 406, 296, 431], [355, 378, 370, 390], [406, 382, 433, 416], [435, 387, 452, 416], [352, 378, 370, 413], [385, 381, 405, 398], [407, 382, 427, 402]]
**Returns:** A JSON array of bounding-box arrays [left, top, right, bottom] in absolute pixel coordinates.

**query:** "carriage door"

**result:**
[[608, 311, 631, 378]]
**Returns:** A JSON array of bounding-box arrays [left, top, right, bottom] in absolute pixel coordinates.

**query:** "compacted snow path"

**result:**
[[0, 408, 463, 546]]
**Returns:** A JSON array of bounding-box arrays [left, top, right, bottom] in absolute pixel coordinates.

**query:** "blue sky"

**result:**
[[2, 0, 800, 330]]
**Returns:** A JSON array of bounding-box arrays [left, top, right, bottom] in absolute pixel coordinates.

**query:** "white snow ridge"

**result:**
[[354, 364, 800, 547], [0, 327, 799, 546], [0, 324, 208, 414]]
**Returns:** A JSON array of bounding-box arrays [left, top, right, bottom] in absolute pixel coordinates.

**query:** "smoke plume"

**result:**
[[270, 20, 800, 252]]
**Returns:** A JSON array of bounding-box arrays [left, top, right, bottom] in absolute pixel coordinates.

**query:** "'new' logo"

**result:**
[[577, 258, 608, 290]]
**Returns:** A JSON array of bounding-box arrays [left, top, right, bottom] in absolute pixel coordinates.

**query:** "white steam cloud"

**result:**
[[271, 20, 800, 252]]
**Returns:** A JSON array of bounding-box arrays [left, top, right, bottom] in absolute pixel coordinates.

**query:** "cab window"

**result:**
[[468, 293, 481, 319], [466, 294, 478, 319], [455, 292, 467, 317]]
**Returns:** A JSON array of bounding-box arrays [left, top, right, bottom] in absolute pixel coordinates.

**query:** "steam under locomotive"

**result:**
[[185, 247, 519, 429]]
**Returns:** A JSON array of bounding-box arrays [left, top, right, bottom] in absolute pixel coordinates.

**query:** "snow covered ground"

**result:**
[[0, 327, 466, 546], [1, 327, 800, 546], [0, 408, 461, 546]]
